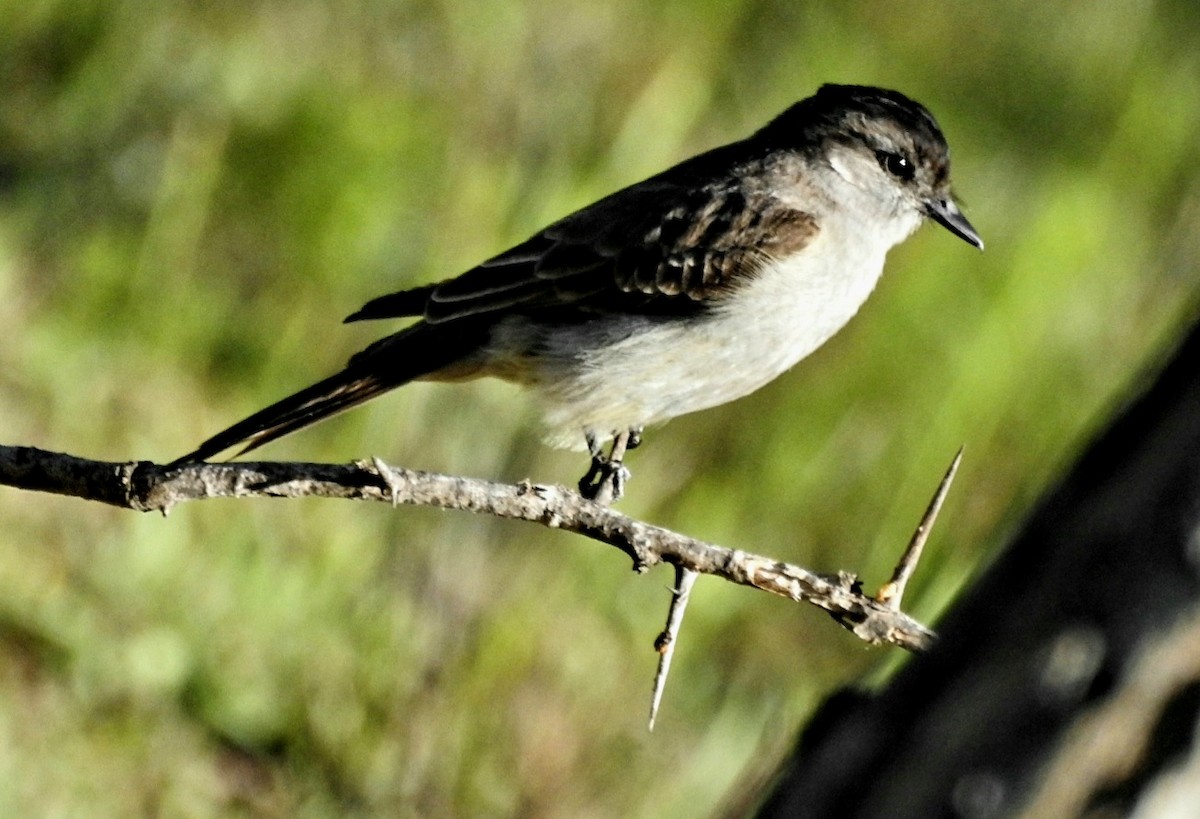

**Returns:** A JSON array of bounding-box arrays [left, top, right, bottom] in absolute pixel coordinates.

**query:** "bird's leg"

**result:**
[[578, 428, 641, 503], [578, 432, 606, 495]]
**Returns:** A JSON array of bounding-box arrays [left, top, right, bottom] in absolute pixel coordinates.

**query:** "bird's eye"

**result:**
[[877, 150, 915, 181]]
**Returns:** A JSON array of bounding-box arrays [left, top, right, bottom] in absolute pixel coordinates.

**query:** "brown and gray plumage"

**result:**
[[173, 84, 981, 493]]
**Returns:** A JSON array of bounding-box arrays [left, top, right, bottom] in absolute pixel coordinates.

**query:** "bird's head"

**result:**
[[760, 84, 983, 250]]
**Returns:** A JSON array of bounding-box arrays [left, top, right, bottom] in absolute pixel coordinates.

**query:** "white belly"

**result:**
[[511, 222, 905, 449]]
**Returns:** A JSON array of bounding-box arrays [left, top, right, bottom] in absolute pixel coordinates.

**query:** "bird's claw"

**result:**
[[579, 428, 641, 503], [578, 455, 630, 503]]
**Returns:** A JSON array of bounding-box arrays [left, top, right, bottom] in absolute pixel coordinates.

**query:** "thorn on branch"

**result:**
[[369, 456, 403, 506], [648, 564, 698, 731], [875, 446, 963, 611]]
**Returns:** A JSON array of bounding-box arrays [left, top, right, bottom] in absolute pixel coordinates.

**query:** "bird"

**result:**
[[172, 84, 982, 501]]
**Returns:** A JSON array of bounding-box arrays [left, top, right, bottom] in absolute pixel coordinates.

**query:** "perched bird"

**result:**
[[173, 84, 982, 500]]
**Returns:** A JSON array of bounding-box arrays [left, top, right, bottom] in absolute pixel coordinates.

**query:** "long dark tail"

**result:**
[[170, 323, 482, 466]]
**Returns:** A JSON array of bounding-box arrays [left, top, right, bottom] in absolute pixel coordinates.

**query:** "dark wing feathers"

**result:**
[[479, 233, 557, 269], [343, 285, 437, 323], [345, 163, 819, 325]]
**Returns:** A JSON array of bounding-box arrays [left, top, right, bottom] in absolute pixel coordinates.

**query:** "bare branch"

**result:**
[[0, 444, 936, 651]]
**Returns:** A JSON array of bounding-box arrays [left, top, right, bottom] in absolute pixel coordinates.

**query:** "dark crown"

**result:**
[[756, 84, 952, 184]]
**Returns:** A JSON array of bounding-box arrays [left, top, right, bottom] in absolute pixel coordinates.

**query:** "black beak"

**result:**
[[926, 197, 983, 250]]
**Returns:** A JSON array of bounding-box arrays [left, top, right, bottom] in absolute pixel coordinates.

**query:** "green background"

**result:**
[[2, 1, 1198, 815]]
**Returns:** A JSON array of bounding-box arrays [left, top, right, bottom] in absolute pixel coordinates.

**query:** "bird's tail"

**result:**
[[170, 323, 482, 466]]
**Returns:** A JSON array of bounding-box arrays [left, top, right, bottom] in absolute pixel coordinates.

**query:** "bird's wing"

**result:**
[[346, 158, 819, 324]]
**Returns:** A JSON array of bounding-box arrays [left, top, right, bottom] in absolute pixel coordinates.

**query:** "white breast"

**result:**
[[516, 207, 919, 449]]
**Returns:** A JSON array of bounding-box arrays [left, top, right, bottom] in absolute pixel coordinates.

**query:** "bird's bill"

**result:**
[[926, 197, 983, 250]]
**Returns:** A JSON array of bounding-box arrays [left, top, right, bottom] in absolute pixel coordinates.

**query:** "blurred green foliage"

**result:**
[[2, 0, 1199, 815]]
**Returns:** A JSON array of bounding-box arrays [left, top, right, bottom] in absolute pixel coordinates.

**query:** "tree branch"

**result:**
[[0, 444, 935, 651]]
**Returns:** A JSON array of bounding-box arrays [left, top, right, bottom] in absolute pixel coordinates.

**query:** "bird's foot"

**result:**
[[578, 428, 642, 504], [578, 457, 630, 503]]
